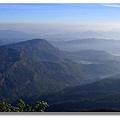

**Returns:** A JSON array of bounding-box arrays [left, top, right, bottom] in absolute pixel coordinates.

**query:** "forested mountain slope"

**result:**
[[0, 39, 86, 102], [38, 78, 120, 112]]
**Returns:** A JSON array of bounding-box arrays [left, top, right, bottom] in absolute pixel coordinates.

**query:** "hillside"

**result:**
[[66, 49, 119, 64], [37, 78, 120, 112], [0, 39, 87, 102], [4, 39, 120, 85], [1, 38, 120, 105], [64, 49, 120, 81]]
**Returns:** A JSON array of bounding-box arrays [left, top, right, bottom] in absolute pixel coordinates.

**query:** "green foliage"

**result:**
[[0, 99, 49, 112], [0, 99, 15, 112]]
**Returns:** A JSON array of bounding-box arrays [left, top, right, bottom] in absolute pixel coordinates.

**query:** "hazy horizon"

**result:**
[[1, 4, 120, 40]]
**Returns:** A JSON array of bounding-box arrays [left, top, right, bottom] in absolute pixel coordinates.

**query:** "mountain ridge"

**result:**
[[50, 38, 120, 55], [1, 38, 120, 104], [0, 38, 87, 102]]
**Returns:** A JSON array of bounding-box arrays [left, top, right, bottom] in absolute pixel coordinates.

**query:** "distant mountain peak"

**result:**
[[80, 30, 102, 38]]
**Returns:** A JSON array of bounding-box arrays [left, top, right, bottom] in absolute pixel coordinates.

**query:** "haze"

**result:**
[[1, 4, 120, 40]]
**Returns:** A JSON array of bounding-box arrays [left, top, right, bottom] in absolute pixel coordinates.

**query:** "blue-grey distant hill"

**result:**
[[51, 38, 120, 56], [0, 30, 36, 45]]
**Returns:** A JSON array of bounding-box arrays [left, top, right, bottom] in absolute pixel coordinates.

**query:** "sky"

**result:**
[[1, 4, 120, 33], [1, 4, 120, 23]]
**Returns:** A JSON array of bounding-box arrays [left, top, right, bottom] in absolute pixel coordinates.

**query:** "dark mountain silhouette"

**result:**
[[37, 78, 120, 112]]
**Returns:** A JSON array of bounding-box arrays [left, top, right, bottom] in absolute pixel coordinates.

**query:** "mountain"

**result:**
[[63, 49, 120, 81], [36, 78, 120, 112], [1, 38, 120, 106], [79, 30, 102, 38], [41, 30, 119, 41], [0, 30, 36, 44], [50, 38, 120, 55], [37, 30, 102, 41], [0, 39, 88, 102], [67, 49, 116, 63]]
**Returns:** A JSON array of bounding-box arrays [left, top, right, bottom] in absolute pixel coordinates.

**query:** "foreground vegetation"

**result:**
[[0, 99, 49, 112]]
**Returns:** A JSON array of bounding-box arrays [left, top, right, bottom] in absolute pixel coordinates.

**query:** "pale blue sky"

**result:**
[[1, 4, 120, 33], [0, 4, 120, 24]]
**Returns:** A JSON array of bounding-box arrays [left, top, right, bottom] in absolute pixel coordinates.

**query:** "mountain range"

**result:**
[[2, 30, 120, 44], [51, 38, 120, 56], [0, 39, 90, 102], [1, 38, 120, 112]]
